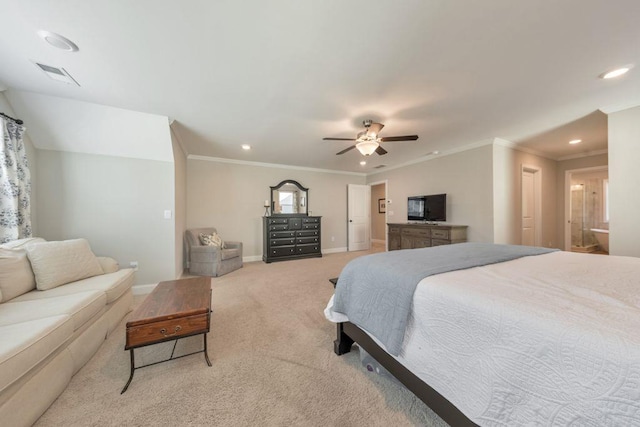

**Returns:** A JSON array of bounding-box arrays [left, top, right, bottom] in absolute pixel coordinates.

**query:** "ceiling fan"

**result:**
[[323, 120, 419, 156]]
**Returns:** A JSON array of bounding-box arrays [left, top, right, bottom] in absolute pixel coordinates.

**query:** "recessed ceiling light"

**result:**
[[569, 139, 582, 145], [360, 161, 366, 166], [600, 67, 631, 79], [241, 144, 251, 150], [37, 30, 79, 52]]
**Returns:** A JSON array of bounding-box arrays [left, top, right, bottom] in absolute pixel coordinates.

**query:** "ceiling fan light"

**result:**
[[356, 140, 379, 156]]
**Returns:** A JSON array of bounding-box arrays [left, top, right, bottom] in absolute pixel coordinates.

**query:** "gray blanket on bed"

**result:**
[[332, 242, 558, 356]]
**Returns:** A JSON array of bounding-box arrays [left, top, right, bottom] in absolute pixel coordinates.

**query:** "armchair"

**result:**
[[184, 228, 243, 277]]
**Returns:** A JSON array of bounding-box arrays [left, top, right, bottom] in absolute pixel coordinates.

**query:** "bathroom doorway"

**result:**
[[565, 166, 609, 254]]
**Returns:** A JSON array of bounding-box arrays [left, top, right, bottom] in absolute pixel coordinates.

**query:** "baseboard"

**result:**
[[132, 283, 157, 295], [371, 239, 386, 244], [243, 255, 263, 262], [322, 247, 348, 254]]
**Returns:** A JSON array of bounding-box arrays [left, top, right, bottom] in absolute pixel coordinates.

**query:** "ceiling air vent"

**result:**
[[374, 164, 387, 169], [34, 62, 80, 86]]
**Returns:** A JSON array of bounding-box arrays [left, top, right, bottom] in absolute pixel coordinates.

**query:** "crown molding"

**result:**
[[599, 103, 640, 115], [187, 154, 366, 176], [367, 138, 495, 176], [556, 149, 608, 161]]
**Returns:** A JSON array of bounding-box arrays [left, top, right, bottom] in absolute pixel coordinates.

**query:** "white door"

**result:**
[[348, 184, 371, 251], [521, 165, 541, 246]]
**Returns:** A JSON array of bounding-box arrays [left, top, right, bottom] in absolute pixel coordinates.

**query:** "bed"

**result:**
[[324, 243, 640, 426]]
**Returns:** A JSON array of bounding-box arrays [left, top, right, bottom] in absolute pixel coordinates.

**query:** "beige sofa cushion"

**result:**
[[26, 239, 104, 291], [0, 291, 106, 332], [12, 269, 134, 305], [0, 238, 46, 303], [0, 315, 73, 393]]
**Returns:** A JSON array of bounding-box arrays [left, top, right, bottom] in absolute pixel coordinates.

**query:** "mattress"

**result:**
[[326, 250, 640, 426]]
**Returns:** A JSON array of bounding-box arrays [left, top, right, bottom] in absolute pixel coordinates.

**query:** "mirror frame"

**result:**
[[270, 179, 309, 216]]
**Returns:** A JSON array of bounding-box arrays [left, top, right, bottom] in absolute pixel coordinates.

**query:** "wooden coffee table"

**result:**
[[121, 277, 212, 393]]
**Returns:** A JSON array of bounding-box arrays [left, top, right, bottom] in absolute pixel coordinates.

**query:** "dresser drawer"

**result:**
[[296, 244, 320, 254], [289, 218, 302, 230], [297, 230, 319, 237], [401, 228, 429, 237], [302, 223, 319, 230], [269, 224, 289, 231], [431, 239, 449, 247], [271, 238, 296, 246], [268, 218, 289, 225], [270, 231, 295, 238], [271, 246, 296, 257], [388, 226, 400, 233], [431, 229, 450, 239], [126, 313, 209, 349], [302, 217, 319, 223], [297, 236, 319, 244]]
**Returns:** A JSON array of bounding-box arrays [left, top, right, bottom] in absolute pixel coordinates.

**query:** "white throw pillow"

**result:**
[[26, 239, 104, 291]]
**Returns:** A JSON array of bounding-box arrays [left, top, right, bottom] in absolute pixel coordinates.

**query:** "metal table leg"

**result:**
[[121, 349, 135, 394]]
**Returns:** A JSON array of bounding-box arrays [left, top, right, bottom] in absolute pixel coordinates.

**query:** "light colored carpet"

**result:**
[[35, 246, 448, 426]]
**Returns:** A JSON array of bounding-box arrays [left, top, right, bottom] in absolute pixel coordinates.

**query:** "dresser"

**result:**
[[388, 223, 467, 251], [263, 216, 322, 263]]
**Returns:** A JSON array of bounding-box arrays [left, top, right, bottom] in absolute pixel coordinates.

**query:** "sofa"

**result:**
[[0, 237, 135, 427]]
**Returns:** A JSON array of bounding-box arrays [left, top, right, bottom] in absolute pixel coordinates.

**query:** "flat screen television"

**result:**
[[424, 193, 446, 222], [407, 194, 447, 222]]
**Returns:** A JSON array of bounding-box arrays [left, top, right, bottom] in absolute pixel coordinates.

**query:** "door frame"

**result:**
[[521, 164, 542, 246], [564, 165, 608, 251]]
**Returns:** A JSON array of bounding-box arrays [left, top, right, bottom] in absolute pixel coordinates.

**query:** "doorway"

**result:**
[[369, 181, 387, 251], [565, 166, 609, 254]]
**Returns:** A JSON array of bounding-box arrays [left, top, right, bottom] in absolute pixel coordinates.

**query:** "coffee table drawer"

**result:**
[[126, 313, 209, 349]]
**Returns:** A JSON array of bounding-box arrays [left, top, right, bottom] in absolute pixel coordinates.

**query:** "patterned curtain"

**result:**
[[0, 117, 32, 243]]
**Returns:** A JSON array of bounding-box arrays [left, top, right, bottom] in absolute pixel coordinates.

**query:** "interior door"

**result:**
[[521, 165, 541, 246], [348, 184, 371, 251]]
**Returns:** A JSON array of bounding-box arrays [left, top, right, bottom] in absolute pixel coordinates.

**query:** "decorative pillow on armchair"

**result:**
[[199, 232, 225, 248]]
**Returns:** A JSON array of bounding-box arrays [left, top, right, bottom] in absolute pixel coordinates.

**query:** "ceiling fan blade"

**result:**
[[323, 137, 356, 141], [336, 145, 356, 155], [375, 145, 388, 155], [379, 135, 419, 142], [368, 122, 384, 135]]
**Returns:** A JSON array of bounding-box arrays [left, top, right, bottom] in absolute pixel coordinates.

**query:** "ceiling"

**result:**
[[0, 0, 638, 173]]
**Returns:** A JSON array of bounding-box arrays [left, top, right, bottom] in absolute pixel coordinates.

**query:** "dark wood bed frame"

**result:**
[[334, 321, 478, 427]]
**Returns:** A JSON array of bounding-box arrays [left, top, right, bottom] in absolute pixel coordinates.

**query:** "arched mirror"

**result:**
[[271, 180, 308, 215]]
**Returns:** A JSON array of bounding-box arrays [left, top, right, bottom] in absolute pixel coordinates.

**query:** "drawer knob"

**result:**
[[160, 325, 182, 337]]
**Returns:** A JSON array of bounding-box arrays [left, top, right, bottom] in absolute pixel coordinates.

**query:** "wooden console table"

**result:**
[[388, 223, 467, 251], [122, 277, 212, 393]]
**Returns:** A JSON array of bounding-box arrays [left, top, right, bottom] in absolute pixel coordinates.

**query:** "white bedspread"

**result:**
[[325, 250, 640, 426]]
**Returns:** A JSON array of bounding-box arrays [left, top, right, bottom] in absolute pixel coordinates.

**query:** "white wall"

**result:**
[[366, 145, 495, 243], [186, 158, 366, 259], [5, 90, 173, 162], [36, 150, 176, 285], [608, 105, 640, 257], [493, 143, 557, 247], [0, 92, 38, 233]]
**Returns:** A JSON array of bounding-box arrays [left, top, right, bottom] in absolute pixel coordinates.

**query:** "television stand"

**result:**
[[387, 223, 467, 251]]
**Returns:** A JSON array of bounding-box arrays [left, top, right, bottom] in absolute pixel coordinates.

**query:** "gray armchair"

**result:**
[[184, 228, 243, 277]]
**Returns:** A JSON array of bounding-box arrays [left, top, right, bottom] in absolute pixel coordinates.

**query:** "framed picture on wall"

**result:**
[[378, 198, 386, 213]]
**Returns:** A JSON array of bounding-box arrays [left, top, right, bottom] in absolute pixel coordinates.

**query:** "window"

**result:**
[[279, 191, 294, 214]]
